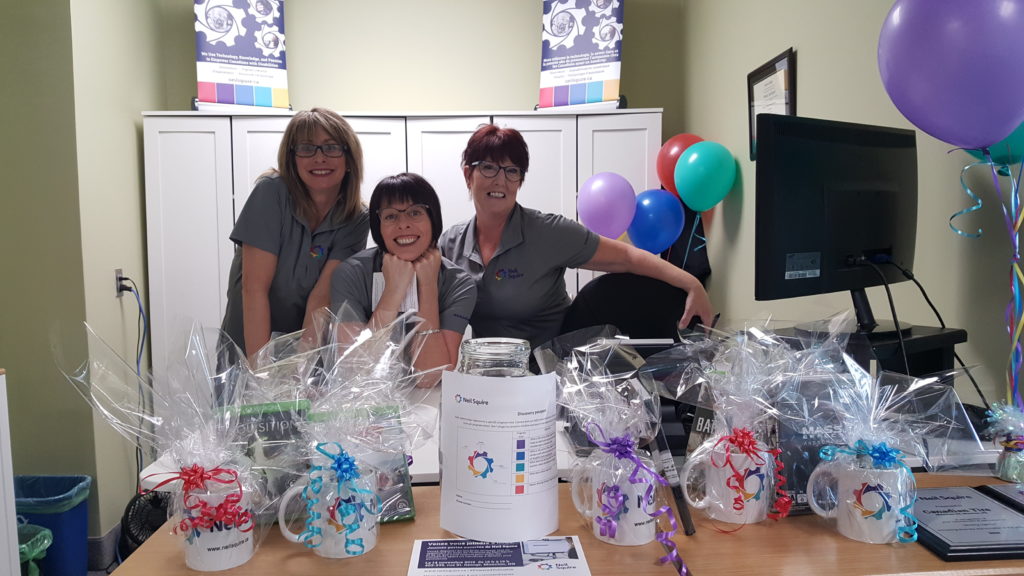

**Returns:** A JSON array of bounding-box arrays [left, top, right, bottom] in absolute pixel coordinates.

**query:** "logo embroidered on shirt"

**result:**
[[495, 268, 524, 280], [309, 245, 326, 259]]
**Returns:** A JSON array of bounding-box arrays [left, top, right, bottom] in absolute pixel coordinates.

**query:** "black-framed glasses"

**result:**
[[292, 143, 347, 158], [378, 203, 430, 225], [470, 161, 524, 182]]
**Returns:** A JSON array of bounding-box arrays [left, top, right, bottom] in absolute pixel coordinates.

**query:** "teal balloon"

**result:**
[[966, 121, 1024, 165], [674, 141, 737, 212]]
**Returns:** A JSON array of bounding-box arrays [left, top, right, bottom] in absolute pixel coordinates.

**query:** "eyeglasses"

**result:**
[[292, 143, 347, 158], [378, 204, 430, 225], [471, 161, 524, 182]]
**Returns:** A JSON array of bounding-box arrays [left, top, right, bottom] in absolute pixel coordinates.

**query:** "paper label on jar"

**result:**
[[439, 371, 559, 542]]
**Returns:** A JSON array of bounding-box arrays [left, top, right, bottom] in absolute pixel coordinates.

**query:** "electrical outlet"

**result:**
[[115, 268, 124, 298]]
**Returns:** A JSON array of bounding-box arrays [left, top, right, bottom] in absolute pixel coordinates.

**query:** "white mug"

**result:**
[[681, 450, 772, 524], [278, 469, 380, 558], [570, 451, 657, 546], [807, 462, 912, 544], [175, 489, 256, 572]]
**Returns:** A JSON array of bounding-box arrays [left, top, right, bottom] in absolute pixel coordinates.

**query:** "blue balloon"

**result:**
[[674, 141, 737, 212], [627, 189, 685, 254], [966, 121, 1024, 165]]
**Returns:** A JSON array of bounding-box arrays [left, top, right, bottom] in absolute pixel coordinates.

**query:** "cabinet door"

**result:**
[[577, 112, 662, 287], [231, 117, 291, 219], [407, 116, 489, 234], [144, 117, 233, 385], [493, 114, 580, 296], [347, 116, 407, 196]]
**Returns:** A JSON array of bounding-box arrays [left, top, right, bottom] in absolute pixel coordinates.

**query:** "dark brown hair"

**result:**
[[461, 124, 529, 180], [368, 173, 443, 251]]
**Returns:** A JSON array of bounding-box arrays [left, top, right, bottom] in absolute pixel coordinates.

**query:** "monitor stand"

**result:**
[[849, 287, 911, 337]]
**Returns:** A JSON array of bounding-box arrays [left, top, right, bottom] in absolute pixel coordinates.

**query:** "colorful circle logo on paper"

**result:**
[[467, 450, 494, 478], [852, 482, 893, 520]]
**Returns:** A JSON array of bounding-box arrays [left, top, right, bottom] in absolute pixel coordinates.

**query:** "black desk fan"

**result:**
[[119, 490, 171, 560]]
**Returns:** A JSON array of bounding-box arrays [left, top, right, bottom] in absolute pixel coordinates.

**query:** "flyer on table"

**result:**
[[408, 537, 591, 576], [440, 371, 559, 542], [194, 0, 289, 109]]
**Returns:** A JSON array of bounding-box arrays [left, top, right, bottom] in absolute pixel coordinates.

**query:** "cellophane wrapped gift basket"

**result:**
[[554, 337, 686, 572], [64, 323, 271, 571], [274, 307, 438, 559]]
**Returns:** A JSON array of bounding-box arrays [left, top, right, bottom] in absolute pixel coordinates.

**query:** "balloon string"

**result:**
[[680, 213, 706, 272], [950, 160, 985, 238]]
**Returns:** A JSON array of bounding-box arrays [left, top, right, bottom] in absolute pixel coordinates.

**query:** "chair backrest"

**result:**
[[560, 273, 687, 341]]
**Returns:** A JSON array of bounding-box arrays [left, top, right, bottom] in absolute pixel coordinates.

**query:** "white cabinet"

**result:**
[[143, 116, 234, 384], [406, 116, 489, 233], [143, 109, 661, 381]]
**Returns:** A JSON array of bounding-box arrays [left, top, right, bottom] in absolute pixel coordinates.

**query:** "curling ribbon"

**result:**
[[142, 465, 253, 535], [1001, 435, 1024, 453], [957, 153, 1024, 411], [586, 423, 688, 576], [595, 484, 626, 539], [711, 428, 763, 514], [299, 462, 326, 548], [949, 160, 986, 239], [315, 442, 381, 556], [819, 441, 918, 543]]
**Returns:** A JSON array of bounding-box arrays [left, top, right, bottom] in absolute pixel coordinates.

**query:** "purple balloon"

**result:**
[[578, 172, 636, 238], [878, 0, 1024, 149]]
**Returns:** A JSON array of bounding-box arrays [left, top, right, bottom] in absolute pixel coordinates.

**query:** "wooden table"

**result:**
[[113, 476, 1024, 575]]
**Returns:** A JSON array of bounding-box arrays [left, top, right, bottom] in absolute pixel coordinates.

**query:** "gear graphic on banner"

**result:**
[[593, 17, 623, 50], [588, 0, 621, 18], [195, 0, 247, 47], [248, 0, 281, 24], [543, 3, 586, 50], [255, 24, 285, 57]]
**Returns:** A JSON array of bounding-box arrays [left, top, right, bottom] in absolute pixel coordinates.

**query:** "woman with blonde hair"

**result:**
[[221, 107, 369, 359]]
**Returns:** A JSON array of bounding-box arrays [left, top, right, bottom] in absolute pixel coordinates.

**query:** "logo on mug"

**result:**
[[852, 482, 893, 520], [730, 466, 766, 503]]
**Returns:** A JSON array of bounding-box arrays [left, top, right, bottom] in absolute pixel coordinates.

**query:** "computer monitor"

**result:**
[[754, 113, 918, 335]]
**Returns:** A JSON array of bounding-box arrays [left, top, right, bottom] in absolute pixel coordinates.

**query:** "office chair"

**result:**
[[561, 273, 688, 341]]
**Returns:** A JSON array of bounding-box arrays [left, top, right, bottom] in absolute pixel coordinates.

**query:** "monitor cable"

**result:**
[[883, 261, 992, 411], [855, 258, 912, 375]]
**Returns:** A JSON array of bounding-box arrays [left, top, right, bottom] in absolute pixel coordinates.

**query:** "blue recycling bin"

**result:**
[[15, 475, 92, 576]]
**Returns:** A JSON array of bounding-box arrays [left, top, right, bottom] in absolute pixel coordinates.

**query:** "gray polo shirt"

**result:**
[[220, 175, 369, 351], [438, 204, 599, 350], [330, 247, 477, 333]]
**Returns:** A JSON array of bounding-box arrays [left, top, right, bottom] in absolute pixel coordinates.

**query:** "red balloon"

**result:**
[[657, 133, 704, 194]]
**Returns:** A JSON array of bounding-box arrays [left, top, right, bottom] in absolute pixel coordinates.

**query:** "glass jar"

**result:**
[[456, 337, 531, 377]]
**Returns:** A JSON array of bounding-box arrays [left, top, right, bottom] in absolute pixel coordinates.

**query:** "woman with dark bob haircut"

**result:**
[[221, 107, 369, 360], [438, 124, 714, 350], [331, 173, 477, 382]]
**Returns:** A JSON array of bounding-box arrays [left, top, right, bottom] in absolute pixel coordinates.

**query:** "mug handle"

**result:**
[[678, 454, 711, 510], [806, 465, 838, 519], [277, 484, 307, 543]]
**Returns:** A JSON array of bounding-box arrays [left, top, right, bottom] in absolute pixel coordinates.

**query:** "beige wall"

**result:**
[[70, 0, 167, 535], [0, 0, 98, 531], [680, 0, 1006, 405], [1, 0, 167, 536]]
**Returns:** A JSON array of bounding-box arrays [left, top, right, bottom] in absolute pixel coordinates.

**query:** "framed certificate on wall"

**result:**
[[748, 48, 797, 160]]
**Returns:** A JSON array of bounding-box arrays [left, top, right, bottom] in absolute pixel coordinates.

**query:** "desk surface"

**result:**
[[114, 475, 1024, 576]]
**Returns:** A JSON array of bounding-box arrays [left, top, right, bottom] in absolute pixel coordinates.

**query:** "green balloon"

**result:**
[[674, 141, 737, 212]]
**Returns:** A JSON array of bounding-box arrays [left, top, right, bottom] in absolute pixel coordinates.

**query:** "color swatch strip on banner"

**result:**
[[197, 82, 289, 109], [539, 78, 619, 108]]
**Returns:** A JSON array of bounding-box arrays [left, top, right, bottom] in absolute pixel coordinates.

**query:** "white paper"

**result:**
[[373, 272, 418, 313], [439, 371, 559, 542], [407, 536, 591, 576]]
